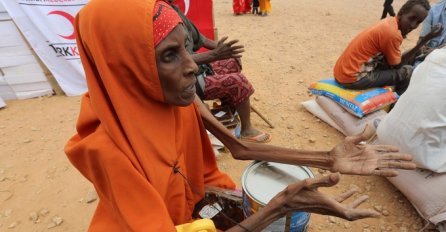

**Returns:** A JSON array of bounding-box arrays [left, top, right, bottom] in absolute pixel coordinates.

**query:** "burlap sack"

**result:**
[[386, 168, 446, 228], [316, 96, 386, 136]]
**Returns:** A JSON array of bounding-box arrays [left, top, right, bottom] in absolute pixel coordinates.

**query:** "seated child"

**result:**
[[333, 0, 440, 95]]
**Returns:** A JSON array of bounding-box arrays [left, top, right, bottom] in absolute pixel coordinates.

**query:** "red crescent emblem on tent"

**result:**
[[175, 0, 190, 15], [47, 10, 76, 40]]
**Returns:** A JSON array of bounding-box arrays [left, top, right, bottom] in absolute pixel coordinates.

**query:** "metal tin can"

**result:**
[[241, 161, 314, 232]]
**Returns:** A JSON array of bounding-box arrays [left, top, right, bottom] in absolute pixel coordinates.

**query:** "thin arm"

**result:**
[[195, 97, 334, 170]]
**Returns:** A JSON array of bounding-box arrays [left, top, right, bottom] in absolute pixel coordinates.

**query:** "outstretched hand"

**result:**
[[212, 36, 245, 61], [274, 173, 380, 221], [426, 23, 443, 40], [329, 125, 416, 177]]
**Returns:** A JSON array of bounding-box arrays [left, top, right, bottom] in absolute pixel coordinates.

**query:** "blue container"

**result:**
[[241, 161, 313, 232]]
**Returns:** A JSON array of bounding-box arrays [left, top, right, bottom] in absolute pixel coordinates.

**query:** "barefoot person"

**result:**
[[168, 0, 271, 143], [65, 0, 416, 230]]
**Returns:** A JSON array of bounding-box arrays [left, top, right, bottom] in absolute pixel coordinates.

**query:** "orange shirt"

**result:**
[[334, 17, 403, 83], [65, 0, 235, 231]]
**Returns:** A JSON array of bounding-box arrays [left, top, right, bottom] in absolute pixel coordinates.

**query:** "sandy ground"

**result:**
[[0, 0, 432, 231]]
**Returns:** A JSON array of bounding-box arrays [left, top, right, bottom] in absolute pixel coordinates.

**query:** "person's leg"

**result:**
[[233, 0, 242, 15], [339, 65, 413, 95], [381, 7, 388, 19], [204, 59, 271, 142], [244, 0, 252, 13], [394, 65, 412, 95], [388, 5, 395, 17], [381, 0, 392, 19], [265, 0, 271, 14], [209, 58, 241, 75], [259, 0, 266, 15], [388, 0, 395, 16], [234, 99, 256, 137]]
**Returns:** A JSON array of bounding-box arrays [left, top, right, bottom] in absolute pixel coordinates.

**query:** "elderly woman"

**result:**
[[168, 0, 271, 143], [65, 0, 416, 231]]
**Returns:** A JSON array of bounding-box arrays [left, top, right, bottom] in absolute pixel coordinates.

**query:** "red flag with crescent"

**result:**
[[175, 0, 215, 40]]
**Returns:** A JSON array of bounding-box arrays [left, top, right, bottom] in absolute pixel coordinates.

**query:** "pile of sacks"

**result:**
[[303, 49, 446, 230]]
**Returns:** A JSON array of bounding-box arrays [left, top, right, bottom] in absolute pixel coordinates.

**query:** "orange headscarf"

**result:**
[[64, 0, 235, 231]]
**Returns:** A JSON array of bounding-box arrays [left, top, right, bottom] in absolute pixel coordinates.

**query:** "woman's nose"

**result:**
[[184, 52, 198, 75]]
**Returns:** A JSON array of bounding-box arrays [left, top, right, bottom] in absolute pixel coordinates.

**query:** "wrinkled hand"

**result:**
[[273, 173, 380, 221], [426, 23, 443, 40], [329, 125, 416, 177], [211, 36, 244, 61]]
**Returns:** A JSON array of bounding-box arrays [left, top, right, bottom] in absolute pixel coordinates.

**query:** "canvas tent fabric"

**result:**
[[0, 0, 215, 98], [0, 0, 88, 96], [0, 1, 53, 101], [0, 96, 5, 108]]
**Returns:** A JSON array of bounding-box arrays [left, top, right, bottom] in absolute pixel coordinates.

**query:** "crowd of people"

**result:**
[[233, 0, 271, 16], [63, 0, 446, 231]]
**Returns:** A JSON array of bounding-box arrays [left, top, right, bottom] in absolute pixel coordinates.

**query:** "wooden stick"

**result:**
[[250, 106, 274, 128]]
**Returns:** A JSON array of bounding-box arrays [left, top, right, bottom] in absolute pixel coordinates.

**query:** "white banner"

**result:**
[[1, 0, 88, 96]]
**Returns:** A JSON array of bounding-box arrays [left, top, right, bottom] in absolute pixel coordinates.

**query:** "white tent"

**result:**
[[0, 1, 53, 104], [0, 0, 213, 108]]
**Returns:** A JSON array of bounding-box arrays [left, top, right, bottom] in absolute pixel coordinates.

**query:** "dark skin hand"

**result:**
[[195, 97, 416, 177], [193, 98, 415, 230], [274, 173, 380, 221], [329, 125, 416, 177], [227, 173, 380, 231], [191, 36, 244, 65], [210, 36, 244, 60], [418, 23, 445, 55], [401, 23, 443, 65], [206, 36, 244, 68]]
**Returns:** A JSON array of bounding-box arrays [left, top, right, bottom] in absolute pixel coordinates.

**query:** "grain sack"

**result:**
[[301, 99, 345, 135], [316, 96, 386, 136], [377, 49, 446, 173], [386, 169, 446, 228]]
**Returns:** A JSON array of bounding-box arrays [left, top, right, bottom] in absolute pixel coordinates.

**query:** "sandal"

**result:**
[[240, 131, 272, 143]]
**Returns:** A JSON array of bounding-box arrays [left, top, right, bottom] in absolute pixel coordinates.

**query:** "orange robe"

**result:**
[[65, 0, 235, 231], [259, 0, 271, 14]]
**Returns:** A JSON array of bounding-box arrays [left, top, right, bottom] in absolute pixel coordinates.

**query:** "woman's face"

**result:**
[[156, 25, 198, 106]]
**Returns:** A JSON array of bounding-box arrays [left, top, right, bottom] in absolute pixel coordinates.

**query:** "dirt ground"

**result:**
[[0, 0, 432, 231]]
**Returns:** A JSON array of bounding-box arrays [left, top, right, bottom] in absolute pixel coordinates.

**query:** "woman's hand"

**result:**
[[211, 36, 245, 61], [272, 173, 380, 221], [329, 125, 416, 177]]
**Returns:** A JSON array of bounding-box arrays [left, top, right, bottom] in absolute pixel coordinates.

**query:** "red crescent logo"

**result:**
[[47, 10, 76, 40], [175, 0, 190, 15]]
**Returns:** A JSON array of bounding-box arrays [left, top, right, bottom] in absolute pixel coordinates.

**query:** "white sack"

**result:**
[[301, 99, 345, 134], [377, 48, 446, 173], [0, 96, 5, 108]]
